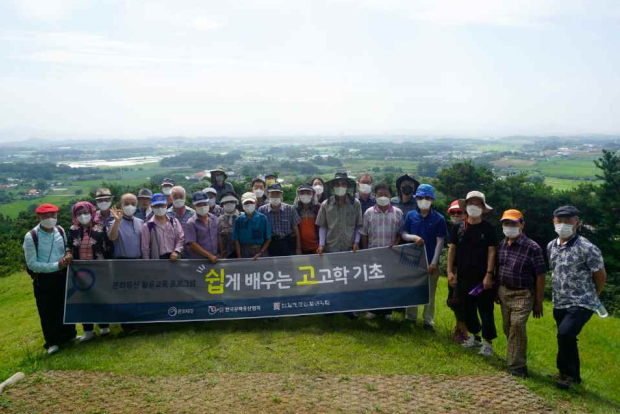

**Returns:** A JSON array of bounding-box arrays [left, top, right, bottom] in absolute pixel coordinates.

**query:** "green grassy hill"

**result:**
[[0, 272, 618, 413]]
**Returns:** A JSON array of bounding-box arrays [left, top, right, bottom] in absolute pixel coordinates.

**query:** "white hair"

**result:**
[[171, 186, 186, 197]]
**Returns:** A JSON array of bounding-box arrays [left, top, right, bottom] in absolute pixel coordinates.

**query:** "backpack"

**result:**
[[25, 226, 66, 279]]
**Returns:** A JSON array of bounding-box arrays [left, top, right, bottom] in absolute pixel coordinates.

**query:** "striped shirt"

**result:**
[[258, 203, 300, 238], [360, 205, 404, 248]]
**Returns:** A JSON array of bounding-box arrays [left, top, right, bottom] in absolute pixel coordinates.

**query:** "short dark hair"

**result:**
[[373, 182, 391, 195]]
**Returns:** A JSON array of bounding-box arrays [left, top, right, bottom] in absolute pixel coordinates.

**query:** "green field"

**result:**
[[544, 177, 603, 190], [518, 157, 599, 179], [0, 273, 618, 413]]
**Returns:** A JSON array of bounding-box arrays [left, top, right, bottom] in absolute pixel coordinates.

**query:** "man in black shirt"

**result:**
[[447, 191, 498, 357]]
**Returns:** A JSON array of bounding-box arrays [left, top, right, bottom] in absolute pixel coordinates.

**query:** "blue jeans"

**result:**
[[553, 306, 593, 381]]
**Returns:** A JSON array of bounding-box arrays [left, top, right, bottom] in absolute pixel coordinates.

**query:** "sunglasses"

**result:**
[[415, 196, 433, 201]]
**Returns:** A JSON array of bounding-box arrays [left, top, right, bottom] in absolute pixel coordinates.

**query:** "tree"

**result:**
[[417, 161, 440, 178], [434, 161, 495, 200], [594, 149, 620, 273]]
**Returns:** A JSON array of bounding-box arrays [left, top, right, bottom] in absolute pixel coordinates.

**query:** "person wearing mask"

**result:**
[[547, 206, 606, 390], [94, 188, 115, 235], [210, 167, 234, 201], [391, 174, 421, 216], [402, 184, 448, 331], [202, 187, 223, 217], [258, 183, 301, 256], [447, 191, 498, 357], [185, 191, 218, 263], [251, 176, 267, 209], [496, 209, 546, 379], [161, 178, 176, 208], [233, 192, 271, 259], [359, 183, 403, 319], [67, 201, 112, 342], [108, 194, 143, 260], [315, 172, 363, 254], [357, 173, 376, 214], [264, 172, 278, 188], [218, 192, 240, 259], [135, 188, 153, 221], [446, 200, 468, 343], [294, 183, 320, 254], [23, 204, 76, 354], [141, 193, 184, 261], [311, 177, 327, 204], [167, 186, 195, 258]]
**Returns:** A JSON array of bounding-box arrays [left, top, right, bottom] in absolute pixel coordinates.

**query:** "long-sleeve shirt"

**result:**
[[141, 216, 185, 259], [23, 225, 67, 273]]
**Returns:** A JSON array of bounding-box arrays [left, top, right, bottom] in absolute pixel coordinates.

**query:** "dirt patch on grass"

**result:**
[[1, 371, 554, 413]]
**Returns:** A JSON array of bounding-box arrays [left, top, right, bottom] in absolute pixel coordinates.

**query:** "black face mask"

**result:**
[[401, 185, 414, 196]]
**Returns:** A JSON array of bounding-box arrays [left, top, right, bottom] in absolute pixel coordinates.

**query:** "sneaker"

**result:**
[[461, 336, 482, 349], [47, 345, 59, 355], [478, 342, 494, 357], [556, 374, 573, 390], [100, 328, 110, 335], [79, 330, 95, 342], [422, 323, 436, 333], [361, 312, 377, 320]]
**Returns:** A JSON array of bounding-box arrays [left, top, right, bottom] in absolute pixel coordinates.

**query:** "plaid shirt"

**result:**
[[167, 206, 196, 235], [357, 195, 376, 214], [360, 205, 403, 248], [498, 234, 546, 290], [258, 203, 300, 238]]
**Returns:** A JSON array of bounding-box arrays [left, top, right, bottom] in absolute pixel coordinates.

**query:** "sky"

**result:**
[[1, 0, 619, 141]]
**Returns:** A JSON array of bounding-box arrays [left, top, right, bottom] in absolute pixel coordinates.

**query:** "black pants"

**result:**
[[33, 271, 77, 349], [268, 236, 296, 257], [462, 288, 497, 341], [553, 306, 593, 381]]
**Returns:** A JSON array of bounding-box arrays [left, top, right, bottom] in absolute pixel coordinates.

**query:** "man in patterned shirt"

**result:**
[[258, 183, 301, 256], [497, 209, 546, 378], [167, 186, 195, 258], [547, 206, 606, 390]]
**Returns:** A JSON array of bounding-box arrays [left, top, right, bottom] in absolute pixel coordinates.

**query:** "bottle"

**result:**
[[595, 297, 609, 318]]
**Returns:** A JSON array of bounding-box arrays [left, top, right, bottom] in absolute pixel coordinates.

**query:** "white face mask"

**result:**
[[466, 205, 483, 218], [223, 203, 237, 213], [254, 189, 264, 198], [313, 185, 324, 195], [243, 204, 256, 214], [78, 213, 92, 225], [97, 201, 111, 211], [334, 187, 347, 197], [376, 196, 390, 207], [207, 198, 216, 207], [270, 197, 281, 206], [40, 217, 57, 228], [123, 205, 137, 217], [172, 199, 185, 208], [196, 205, 210, 216], [417, 199, 432, 210], [359, 184, 372, 195], [153, 207, 168, 217], [503, 226, 520, 239], [162, 187, 172, 196], [451, 217, 464, 225], [555, 223, 575, 239], [299, 195, 312, 204]]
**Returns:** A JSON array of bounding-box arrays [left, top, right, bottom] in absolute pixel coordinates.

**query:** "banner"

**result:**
[[64, 244, 429, 323]]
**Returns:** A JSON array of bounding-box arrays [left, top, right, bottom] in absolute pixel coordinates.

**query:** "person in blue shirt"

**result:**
[[401, 184, 448, 331], [22, 203, 77, 354], [233, 192, 271, 259]]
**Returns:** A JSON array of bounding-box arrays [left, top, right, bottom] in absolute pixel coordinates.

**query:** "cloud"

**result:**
[[9, 0, 88, 21]]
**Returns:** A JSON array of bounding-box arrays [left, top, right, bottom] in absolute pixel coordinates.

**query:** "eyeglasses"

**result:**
[[415, 196, 433, 201], [449, 211, 464, 216]]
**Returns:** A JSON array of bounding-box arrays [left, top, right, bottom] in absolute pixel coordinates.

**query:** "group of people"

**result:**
[[23, 169, 607, 391]]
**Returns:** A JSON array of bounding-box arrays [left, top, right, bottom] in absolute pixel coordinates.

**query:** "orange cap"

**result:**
[[500, 209, 523, 222]]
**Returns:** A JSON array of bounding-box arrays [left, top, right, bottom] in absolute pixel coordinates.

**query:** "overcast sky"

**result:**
[[1, 0, 619, 141]]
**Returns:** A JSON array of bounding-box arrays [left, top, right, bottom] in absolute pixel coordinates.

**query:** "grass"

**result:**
[[544, 177, 603, 190], [515, 157, 600, 179], [0, 272, 618, 413]]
